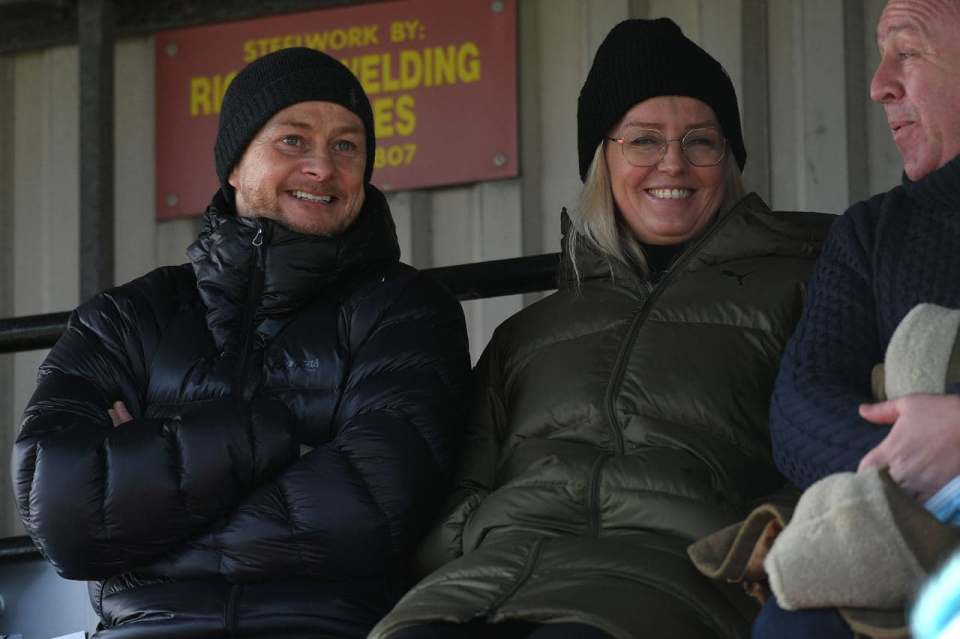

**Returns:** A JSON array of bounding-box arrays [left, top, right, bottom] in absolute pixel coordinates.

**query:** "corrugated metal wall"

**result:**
[[0, 0, 902, 537]]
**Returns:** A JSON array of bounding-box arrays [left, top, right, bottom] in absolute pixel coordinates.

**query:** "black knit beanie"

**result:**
[[577, 18, 746, 181], [214, 47, 376, 198]]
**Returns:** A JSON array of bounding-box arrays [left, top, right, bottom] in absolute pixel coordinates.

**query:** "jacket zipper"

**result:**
[[232, 222, 269, 401], [602, 211, 739, 456], [480, 537, 546, 619], [225, 583, 242, 635], [586, 453, 611, 537]]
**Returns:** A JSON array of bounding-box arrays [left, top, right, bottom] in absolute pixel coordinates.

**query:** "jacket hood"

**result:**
[[187, 184, 400, 351]]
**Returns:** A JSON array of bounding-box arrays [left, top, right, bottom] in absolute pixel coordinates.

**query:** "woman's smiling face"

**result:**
[[605, 96, 727, 245]]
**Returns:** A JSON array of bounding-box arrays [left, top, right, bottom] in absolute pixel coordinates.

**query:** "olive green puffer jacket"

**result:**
[[371, 194, 833, 639]]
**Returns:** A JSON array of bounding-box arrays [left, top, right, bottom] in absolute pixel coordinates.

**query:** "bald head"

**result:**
[[871, 0, 960, 179]]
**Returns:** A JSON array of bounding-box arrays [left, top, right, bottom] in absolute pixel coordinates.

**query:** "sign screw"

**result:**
[[493, 152, 507, 167], [165, 193, 179, 208], [165, 42, 178, 57], [491, 1, 504, 13]]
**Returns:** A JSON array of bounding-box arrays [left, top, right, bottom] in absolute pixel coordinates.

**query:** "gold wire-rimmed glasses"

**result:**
[[607, 126, 726, 167]]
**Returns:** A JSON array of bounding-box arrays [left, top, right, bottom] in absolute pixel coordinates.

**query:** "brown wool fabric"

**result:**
[[214, 47, 376, 198], [577, 18, 746, 181]]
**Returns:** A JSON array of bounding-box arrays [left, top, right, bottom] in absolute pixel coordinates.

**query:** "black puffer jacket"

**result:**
[[12, 186, 470, 638]]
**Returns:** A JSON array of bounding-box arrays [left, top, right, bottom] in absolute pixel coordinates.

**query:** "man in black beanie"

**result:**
[[13, 47, 470, 638]]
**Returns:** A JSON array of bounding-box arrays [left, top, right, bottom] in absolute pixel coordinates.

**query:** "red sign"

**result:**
[[154, 0, 518, 219]]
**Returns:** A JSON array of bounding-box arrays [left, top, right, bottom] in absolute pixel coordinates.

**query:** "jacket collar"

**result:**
[[677, 193, 829, 274], [187, 184, 400, 350], [559, 193, 830, 290], [901, 152, 960, 211]]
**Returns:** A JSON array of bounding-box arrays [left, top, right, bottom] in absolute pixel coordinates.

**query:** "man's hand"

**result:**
[[107, 401, 133, 427], [858, 394, 960, 500]]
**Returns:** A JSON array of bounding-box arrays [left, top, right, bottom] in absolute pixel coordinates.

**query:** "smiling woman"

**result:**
[[369, 17, 834, 639], [603, 96, 728, 246]]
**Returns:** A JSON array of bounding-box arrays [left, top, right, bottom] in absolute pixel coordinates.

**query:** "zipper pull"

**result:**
[[252, 228, 263, 247]]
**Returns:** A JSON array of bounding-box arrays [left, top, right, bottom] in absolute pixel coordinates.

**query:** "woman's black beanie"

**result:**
[[214, 47, 376, 197], [576, 18, 747, 181]]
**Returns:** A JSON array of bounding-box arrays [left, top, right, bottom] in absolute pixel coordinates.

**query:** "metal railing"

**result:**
[[0, 252, 562, 560]]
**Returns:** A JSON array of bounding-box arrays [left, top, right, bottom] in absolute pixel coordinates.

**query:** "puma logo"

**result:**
[[721, 269, 755, 286]]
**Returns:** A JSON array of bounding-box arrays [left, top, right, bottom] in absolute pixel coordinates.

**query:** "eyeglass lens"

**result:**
[[617, 127, 725, 167]]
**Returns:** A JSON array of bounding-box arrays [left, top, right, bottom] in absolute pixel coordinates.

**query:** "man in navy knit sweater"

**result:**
[[755, 1, 960, 637]]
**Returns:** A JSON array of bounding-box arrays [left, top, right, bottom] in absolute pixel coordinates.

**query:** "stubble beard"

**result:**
[[234, 188, 363, 237]]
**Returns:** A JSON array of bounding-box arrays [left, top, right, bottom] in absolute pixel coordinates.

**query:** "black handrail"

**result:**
[[0, 253, 561, 355], [0, 311, 72, 355], [0, 535, 41, 562], [0, 252, 562, 561]]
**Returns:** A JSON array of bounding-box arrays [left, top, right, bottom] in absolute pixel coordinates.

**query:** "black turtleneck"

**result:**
[[640, 241, 686, 278], [902, 152, 960, 211]]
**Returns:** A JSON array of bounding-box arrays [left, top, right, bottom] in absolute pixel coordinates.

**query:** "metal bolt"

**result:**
[[165, 42, 178, 57], [165, 193, 179, 208], [491, 1, 504, 13], [493, 152, 507, 167]]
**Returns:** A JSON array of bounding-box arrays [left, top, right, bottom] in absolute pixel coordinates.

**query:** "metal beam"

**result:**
[[0, 0, 382, 54], [78, 0, 115, 300]]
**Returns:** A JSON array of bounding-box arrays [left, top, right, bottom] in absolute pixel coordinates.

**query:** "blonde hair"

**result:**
[[566, 141, 745, 283]]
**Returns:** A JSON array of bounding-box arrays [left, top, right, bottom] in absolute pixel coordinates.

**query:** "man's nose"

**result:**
[[870, 56, 904, 104], [302, 150, 336, 180]]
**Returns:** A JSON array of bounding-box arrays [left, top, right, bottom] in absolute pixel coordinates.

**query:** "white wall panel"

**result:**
[[768, 0, 854, 214], [581, 0, 632, 63], [155, 216, 202, 266], [14, 48, 80, 315], [533, 0, 584, 254], [13, 47, 80, 433], [0, 55, 18, 538], [700, 1, 743, 100], [650, 0, 699, 37], [10, 47, 81, 537], [768, 0, 801, 210], [801, 0, 850, 213], [115, 38, 157, 284]]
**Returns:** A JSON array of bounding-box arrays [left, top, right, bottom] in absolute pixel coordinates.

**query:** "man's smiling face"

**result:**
[[229, 101, 367, 236]]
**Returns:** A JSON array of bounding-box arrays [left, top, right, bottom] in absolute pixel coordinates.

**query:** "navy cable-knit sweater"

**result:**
[[770, 154, 960, 489]]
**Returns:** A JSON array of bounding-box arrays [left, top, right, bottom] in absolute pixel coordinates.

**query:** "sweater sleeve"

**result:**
[[769, 206, 887, 489], [190, 273, 471, 581], [12, 286, 298, 580]]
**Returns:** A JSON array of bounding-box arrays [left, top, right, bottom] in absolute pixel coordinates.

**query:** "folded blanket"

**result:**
[[691, 303, 960, 638]]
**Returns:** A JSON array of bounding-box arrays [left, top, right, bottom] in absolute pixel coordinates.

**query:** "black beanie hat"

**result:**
[[577, 18, 746, 181], [214, 47, 376, 197]]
